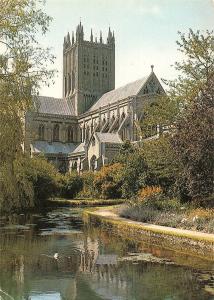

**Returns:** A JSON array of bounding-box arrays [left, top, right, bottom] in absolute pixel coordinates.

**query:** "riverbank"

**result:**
[[47, 198, 125, 207], [83, 207, 214, 261]]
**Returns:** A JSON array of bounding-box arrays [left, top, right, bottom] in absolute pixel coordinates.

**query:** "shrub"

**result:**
[[24, 156, 59, 205], [93, 163, 123, 199], [138, 186, 162, 203], [58, 171, 83, 199], [78, 171, 96, 198], [113, 143, 150, 198]]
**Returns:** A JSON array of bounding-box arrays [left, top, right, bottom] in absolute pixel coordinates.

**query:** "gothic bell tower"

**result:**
[[63, 22, 115, 115]]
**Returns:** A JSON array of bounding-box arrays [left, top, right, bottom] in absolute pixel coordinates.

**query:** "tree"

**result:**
[[0, 0, 55, 211], [142, 136, 180, 194], [114, 143, 149, 198], [170, 30, 214, 202], [139, 30, 214, 203]]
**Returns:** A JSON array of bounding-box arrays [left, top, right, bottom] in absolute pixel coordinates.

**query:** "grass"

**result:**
[[83, 209, 214, 243], [120, 202, 214, 234], [47, 197, 125, 207]]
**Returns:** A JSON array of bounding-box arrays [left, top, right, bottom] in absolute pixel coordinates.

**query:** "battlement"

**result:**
[[63, 22, 115, 50]]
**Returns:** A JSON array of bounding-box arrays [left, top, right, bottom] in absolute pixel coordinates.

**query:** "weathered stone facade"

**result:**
[[25, 23, 165, 172]]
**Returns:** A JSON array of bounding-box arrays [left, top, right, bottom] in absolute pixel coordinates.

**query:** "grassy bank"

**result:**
[[47, 198, 125, 207], [83, 207, 214, 260], [120, 204, 214, 234]]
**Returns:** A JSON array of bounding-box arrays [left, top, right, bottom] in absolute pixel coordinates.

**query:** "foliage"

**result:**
[[139, 29, 214, 203], [0, 0, 55, 211], [142, 136, 180, 193], [0, 159, 34, 212], [121, 202, 214, 233], [58, 171, 83, 199], [24, 156, 59, 205], [78, 171, 96, 198], [169, 30, 214, 201], [141, 94, 179, 137], [0, 155, 59, 212], [93, 163, 123, 199], [138, 186, 162, 203], [114, 144, 149, 198]]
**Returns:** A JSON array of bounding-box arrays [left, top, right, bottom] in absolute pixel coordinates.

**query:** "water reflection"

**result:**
[[0, 208, 213, 300]]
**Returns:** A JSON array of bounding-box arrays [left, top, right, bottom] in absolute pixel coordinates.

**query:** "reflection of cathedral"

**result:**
[[25, 22, 165, 172]]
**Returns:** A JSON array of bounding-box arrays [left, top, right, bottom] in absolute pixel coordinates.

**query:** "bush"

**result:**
[[114, 147, 149, 198], [138, 186, 162, 203], [23, 156, 59, 205], [78, 171, 96, 198], [58, 171, 83, 199], [93, 163, 123, 199]]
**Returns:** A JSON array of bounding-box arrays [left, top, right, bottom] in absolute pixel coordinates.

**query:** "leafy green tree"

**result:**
[[58, 171, 83, 199], [114, 143, 148, 198], [142, 136, 180, 194], [140, 30, 214, 203], [0, 0, 55, 210], [79, 171, 96, 198], [170, 30, 214, 202]]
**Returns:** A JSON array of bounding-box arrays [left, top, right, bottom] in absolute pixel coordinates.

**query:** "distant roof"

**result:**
[[89, 75, 150, 112], [34, 96, 74, 116], [31, 141, 78, 154], [71, 142, 86, 154], [95, 132, 123, 143]]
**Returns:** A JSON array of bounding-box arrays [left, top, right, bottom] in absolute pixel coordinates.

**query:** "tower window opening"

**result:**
[[67, 126, 74, 142], [53, 124, 59, 142], [38, 124, 45, 140]]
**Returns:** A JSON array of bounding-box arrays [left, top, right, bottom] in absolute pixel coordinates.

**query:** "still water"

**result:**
[[0, 208, 213, 300]]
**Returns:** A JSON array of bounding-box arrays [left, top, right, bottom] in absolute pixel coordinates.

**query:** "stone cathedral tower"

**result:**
[[63, 22, 115, 115]]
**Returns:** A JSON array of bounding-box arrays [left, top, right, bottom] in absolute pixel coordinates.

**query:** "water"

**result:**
[[0, 208, 213, 300]]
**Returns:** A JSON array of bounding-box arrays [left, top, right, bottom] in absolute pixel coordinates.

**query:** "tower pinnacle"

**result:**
[[90, 29, 93, 42]]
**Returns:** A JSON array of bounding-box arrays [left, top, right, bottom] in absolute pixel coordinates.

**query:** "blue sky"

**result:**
[[40, 0, 214, 97]]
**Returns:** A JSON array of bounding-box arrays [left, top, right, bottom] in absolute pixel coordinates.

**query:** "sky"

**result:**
[[39, 0, 214, 98]]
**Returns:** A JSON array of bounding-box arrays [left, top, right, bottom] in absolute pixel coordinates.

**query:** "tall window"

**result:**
[[53, 124, 59, 141], [85, 126, 90, 142], [64, 76, 67, 96], [67, 126, 74, 142], [38, 124, 44, 140]]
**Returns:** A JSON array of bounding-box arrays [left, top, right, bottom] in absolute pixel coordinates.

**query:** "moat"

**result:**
[[0, 208, 213, 300]]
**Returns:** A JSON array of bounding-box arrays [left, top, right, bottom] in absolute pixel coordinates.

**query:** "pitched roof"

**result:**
[[95, 132, 123, 143], [89, 75, 150, 112], [71, 142, 86, 154], [34, 96, 74, 116], [31, 141, 78, 154]]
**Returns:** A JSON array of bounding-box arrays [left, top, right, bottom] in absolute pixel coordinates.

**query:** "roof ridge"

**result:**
[[89, 75, 150, 112], [38, 95, 63, 100]]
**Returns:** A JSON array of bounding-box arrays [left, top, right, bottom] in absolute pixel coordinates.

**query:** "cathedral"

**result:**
[[25, 22, 165, 172]]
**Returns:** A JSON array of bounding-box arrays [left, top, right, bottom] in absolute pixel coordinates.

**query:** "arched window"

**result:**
[[91, 136, 95, 146], [72, 71, 75, 93], [38, 124, 45, 140], [64, 76, 67, 96], [67, 126, 74, 142], [121, 112, 125, 120], [53, 124, 59, 141], [90, 155, 97, 171], [85, 126, 90, 142], [68, 73, 71, 94]]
